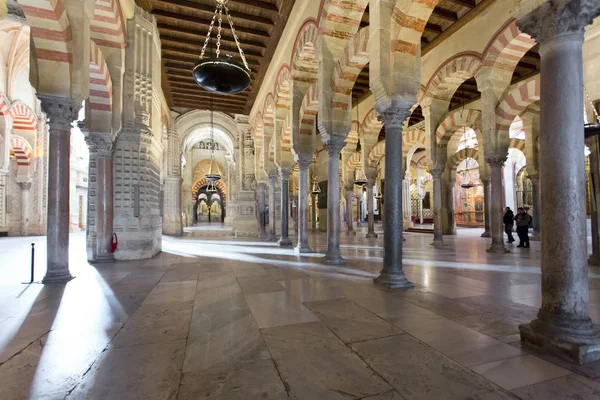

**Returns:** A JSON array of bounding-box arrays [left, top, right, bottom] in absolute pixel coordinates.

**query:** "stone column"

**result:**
[[515, 0, 600, 364], [345, 184, 356, 236], [530, 175, 541, 241], [481, 177, 492, 237], [19, 181, 31, 236], [366, 177, 377, 238], [324, 138, 346, 265], [40, 96, 80, 283], [296, 157, 312, 253], [267, 174, 277, 241], [485, 155, 509, 253], [87, 136, 115, 262], [446, 181, 457, 235], [278, 168, 292, 246], [311, 193, 317, 231], [374, 106, 414, 288], [258, 182, 268, 238], [430, 167, 445, 247]]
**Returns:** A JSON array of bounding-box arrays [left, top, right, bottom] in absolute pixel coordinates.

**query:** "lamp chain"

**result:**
[[199, 4, 219, 60], [224, 4, 250, 71], [216, 5, 223, 58]]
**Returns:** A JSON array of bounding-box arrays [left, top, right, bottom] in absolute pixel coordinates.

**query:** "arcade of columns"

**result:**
[[0, 0, 600, 364]]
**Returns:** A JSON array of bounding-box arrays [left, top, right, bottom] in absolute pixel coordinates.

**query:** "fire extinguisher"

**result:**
[[110, 233, 118, 253]]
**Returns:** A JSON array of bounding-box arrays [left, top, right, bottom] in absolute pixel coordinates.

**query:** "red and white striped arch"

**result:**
[[368, 141, 385, 167], [0, 96, 10, 116], [435, 109, 482, 147], [318, 0, 368, 42], [9, 102, 37, 134], [482, 20, 536, 73], [89, 41, 113, 114], [299, 83, 318, 136], [403, 129, 426, 158], [253, 112, 264, 143], [281, 115, 292, 153], [447, 147, 479, 172], [18, 0, 72, 65], [495, 77, 540, 135], [191, 178, 227, 200], [331, 27, 369, 112], [361, 108, 382, 139], [423, 53, 482, 104], [347, 151, 362, 171], [263, 93, 275, 123], [10, 135, 33, 167], [509, 137, 526, 153], [291, 19, 318, 82], [90, 0, 125, 49]]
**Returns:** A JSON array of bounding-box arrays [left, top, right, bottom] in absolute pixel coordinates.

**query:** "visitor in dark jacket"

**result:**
[[503, 207, 515, 243], [515, 207, 532, 248]]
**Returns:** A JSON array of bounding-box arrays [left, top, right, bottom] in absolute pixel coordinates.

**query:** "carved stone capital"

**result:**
[[86, 136, 114, 157], [19, 181, 31, 190], [268, 173, 278, 185], [485, 153, 507, 167], [297, 155, 312, 171], [514, 0, 600, 44], [39, 96, 81, 132], [429, 166, 445, 178], [378, 107, 412, 130], [279, 167, 291, 181], [324, 137, 346, 157]]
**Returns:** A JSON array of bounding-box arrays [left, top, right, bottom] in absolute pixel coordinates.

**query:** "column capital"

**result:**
[[268, 173, 278, 185], [297, 155, 312, 171], [378, 107, 411, 129], [485, 153, 507, 167], [19, 181, 32, 190], [324, 137, 346, 156], [429, 166, 445, 178], [86, 135, 114, 157], [513, 0, 600, 44], [39, 95, 81, 132], [344, 182, 354, 192], [279, 167, 291, 181], [529, 175, 540, 185]]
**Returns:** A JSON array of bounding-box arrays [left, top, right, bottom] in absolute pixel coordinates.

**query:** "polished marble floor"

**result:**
[[2, 227, 600, 399]]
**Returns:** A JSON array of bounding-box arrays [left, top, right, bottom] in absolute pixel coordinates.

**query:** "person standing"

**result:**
[[503, 207, 515, 243], [515, 207, 532, 248]]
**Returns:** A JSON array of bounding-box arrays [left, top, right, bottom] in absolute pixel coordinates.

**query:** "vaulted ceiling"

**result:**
[[137, 0, 294, 115]]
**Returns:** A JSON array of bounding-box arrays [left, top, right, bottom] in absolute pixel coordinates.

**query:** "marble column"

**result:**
[[446, 181, 457, 235], [40, 96, 80, 283], [374, 106, 414, 288], [311, 193, 317, 231], [486, 155, 509, 253], [430, 167, 445, 247], [296, 157, 312, 253], [324, 138, 346, 265], [88, 136, 115, 262], [530, 175, 541, 241], [258, 183, 268, 238], [366, 178, 377, 238], [516, 0, 600, 364], [267, 175, 278, 241], [19, 181, 31, 236], [481, 178, 492, 237], [345, 184, 356, 236], [278, 168, 292, 246]]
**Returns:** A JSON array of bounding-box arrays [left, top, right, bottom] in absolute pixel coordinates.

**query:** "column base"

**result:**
[[94, 253, 115, 263], [373, 272, 414, 289], [487, 242, 510, 253], [295, 244, 313, 254], [481, 230, 491, 238], [366, 232, 378, 238], [42, 269, 75, 284], [346, 230, 356, 236], [431, 239, 447, 248], [266, 234, 278, 242], [520, 319, 600, 364], [278, 238, 293, 247], [325, 253, 346, 265]]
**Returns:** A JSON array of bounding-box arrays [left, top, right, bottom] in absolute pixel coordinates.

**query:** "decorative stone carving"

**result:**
[[39, 96, 81, 132], [378, 107, 412, 128], [429, 166, 445, 179], [324, 137, 346, 156], [513, 0, 600, 43], [85, 136, 114, 157], [484, 153, 507, 167]]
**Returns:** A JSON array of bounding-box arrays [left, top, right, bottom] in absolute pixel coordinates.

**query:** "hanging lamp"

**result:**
[[353, 104, 368, 186], [456, 87, 475, 189], [206, 180, 218, 192], [192, 0, 251, 94], [205, 93, 223, 182], [375, 180, 383, 199], [584, 86, 600, 138], [311, 155, 321, 194]]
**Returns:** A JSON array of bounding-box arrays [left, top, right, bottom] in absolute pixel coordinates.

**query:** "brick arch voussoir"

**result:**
[[424, 53, 482, 104], [436, 109, 482, 147]]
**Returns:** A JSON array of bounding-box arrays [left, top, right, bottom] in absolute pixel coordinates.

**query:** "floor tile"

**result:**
[[304, 298, 403, 343], [236, 275, 285, 294], [511, 373, 600, 399], [351, 334, 498, 400], [245, 291, 318, 329], [262, 321, 391, 399], [470, 355, 571, 391]]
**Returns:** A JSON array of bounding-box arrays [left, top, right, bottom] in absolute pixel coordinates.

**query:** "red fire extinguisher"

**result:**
[[110, 233, 118, 253]]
